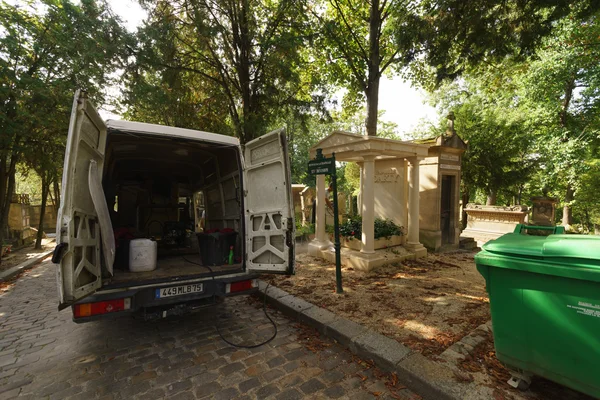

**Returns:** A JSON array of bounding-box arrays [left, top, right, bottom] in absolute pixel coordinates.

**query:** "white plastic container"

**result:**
[[129, 239, 158, 272]]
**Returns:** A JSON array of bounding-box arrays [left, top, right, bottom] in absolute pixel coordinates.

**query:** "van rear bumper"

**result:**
[[71, 273, 258, 323]]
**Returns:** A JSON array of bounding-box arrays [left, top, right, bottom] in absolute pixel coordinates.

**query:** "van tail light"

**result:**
[[73, 298, 131, 318], [225, 279, 257, 294]]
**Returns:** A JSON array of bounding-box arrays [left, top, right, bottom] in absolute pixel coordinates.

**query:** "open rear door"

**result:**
[[55, 90, 114, 310], [244, 128, 294, 274]]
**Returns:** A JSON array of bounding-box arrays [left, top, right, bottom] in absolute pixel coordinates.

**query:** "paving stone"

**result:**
[[283, 348, 306, 361], [300, 378, 326, 395], [219, 361, 244, 375], [255, 383, 280, 398], [168, 391, 194, 400], [276, 388, 304, 400], [321, 369, 345, 383], [267, 355, 286, 368], [195, 382, 223, 398], [244, 363, 269, 377], [262, 368, 285, 382], [131, 370, 157, 384], [323, 384, 345, 398], [135, 388, 165, 399], [239, 377, 260, 393], [278, 372, 304, 388], [166, 379, 192, 395], [213, 387, 240, 400]]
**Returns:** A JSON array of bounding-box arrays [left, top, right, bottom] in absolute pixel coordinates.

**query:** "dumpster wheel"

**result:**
[[507, 371, 532, 391]]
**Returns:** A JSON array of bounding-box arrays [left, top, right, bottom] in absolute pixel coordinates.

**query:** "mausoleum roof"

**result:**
[[309, 131, 429, 162]]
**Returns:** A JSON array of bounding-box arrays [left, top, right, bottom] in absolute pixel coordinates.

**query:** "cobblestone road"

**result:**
[[0, 261, 421, 399]]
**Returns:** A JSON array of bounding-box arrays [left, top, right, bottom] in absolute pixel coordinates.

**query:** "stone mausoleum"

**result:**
[[308, 115, 466, 270]]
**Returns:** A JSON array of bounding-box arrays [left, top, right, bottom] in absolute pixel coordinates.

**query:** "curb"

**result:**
[[0, 250, 53, 282], [259, 280, 481, 400]]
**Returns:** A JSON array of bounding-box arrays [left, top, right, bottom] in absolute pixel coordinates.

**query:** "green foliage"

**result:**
[[0, 0, 130, 248], [338, 215, 403, 240], [338, 216, 362, 239], [128, 0, 319, 144], [295, 222, 315, 236], [343, 162, 360, 196]]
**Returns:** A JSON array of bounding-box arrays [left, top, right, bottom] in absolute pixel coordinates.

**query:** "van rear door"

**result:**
[[244, 128, 294, 274], [55, 90, 114, 310]]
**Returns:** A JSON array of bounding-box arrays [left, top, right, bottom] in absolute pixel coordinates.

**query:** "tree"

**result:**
[[122, 5, 232, 133], [0, 0, 129, 257], [315, 0, 600, 137], [132, 0, 315, 144], [518, 14, 600, 228], [426, 9, 600, 228]]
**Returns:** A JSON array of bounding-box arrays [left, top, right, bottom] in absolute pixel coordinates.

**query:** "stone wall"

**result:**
[[29, 204, 58, 233]]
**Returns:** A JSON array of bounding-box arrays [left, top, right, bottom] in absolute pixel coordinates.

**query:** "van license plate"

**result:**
[[156, 284, 203, 299]]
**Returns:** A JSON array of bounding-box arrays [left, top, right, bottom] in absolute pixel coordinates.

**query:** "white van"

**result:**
[[53, 90, 294, 322]]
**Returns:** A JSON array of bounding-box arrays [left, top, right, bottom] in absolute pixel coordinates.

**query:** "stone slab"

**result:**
[[352, 330, 412, 371], [325, 318, 369, 349], [267, 291, 314, 319], [297, 306, 339, 335], [258, 281, 291, 301]]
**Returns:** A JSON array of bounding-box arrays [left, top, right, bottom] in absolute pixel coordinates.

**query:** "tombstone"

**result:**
[[530, 197, 558, 226]]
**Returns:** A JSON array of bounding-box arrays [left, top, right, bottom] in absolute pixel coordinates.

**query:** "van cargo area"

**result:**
[[102, 128, 244, 287]]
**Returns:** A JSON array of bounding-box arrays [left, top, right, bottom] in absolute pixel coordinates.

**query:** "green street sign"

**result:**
[[308, 157, 335, 175], [307, 148, 343, 294]]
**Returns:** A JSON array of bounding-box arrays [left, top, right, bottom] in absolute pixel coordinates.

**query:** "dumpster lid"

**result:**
[[483, 233, 600, 262]]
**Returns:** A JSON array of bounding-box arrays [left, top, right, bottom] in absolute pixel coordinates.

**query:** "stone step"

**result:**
[[458, 236, 478, 250]]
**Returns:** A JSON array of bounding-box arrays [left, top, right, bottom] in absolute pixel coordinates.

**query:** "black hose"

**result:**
[[182, 257, 277, 348]]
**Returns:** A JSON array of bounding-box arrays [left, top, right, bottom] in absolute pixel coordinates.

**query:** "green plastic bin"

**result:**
[[475, 225, 600, 398]]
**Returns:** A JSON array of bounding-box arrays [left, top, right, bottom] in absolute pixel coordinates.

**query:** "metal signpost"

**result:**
[[308, 149, 343, 294]]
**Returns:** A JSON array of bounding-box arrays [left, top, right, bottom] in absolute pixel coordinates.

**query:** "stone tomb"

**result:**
[[308, 131, 430, 270], [461, 204, 529, 247], [411, 115, 467, 251]]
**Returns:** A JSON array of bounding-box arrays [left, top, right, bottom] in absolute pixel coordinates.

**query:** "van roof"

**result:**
[[105, 120, 240, 146]]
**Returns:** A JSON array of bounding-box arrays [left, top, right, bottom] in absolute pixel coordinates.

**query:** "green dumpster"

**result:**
[[475, 225, 600, 398]]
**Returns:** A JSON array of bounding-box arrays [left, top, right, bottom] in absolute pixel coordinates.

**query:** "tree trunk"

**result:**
[[0, 159, 17, 267], [562, 184, 574, 228], [584, 208, 592, 233], [461, 190, 469, 230], [53, 179, 60, 206], [365, 0, 381, 137], [560, 77, 575, 129], [486, 190, 497, 206], [35, 173, 50, 249]]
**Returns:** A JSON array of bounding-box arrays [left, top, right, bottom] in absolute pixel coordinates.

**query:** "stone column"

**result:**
[[358, 163, 363, 216], [406, 157, 427, 257], [361, 156, 375, 253], [315, 174, 326, 242]]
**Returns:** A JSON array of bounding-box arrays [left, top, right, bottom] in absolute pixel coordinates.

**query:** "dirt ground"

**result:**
[[0, 238, 54, 273], [266, 250, 490, 357]]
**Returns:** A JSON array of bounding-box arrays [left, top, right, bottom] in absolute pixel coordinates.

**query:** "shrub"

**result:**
[[338, 216, 404, 240]]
